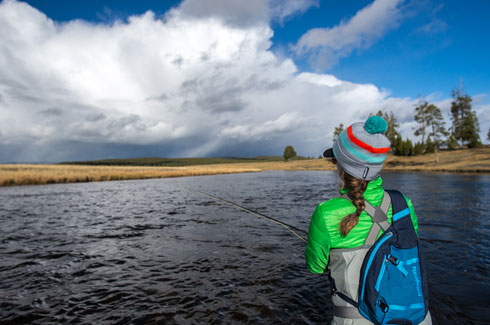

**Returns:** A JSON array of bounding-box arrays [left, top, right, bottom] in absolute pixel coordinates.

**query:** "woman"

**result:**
[[305, 116, 431, 324]]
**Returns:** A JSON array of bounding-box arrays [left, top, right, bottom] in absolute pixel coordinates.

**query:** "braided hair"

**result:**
[[339, 171, 369, 237]]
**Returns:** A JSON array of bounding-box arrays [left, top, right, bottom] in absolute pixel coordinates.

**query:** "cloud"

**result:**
[[294, 0, 406, 69], [269, 0, 319, 24], [177, 0, 318, 27], [416, 18, 448, 36], [0, 0, 467, 162], [177, 0, 269, 27]]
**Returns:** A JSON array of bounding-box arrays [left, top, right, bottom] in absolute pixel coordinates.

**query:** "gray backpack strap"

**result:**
[[332, 305, 364, 319], [364, 192, 391, 245]]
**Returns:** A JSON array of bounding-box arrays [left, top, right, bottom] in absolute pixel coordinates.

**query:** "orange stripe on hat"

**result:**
[[347, 125, 390, 154]]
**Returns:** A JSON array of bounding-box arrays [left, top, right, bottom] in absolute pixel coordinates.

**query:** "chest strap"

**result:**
[[363, 191, 391, 245]]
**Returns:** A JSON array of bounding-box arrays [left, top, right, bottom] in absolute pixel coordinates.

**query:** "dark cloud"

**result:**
[[180, 75, 247, 113], [107, 114, 144, 131], [0, 132, 216, 163], [178, 0, 269, 28], [180, 70, 285, 113], [5, 86, 42, 103], [146, 93, 169, 102], [172, 56, 184, 66], [177, 0, 318, 28], [205, 134, 293, 159], [38, 107, 63, 116], [84, 112, 107, 122]]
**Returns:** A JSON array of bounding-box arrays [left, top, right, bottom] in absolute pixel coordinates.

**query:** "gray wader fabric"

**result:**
[[331, 313, 432, 325], [328, 192, 433, 325]]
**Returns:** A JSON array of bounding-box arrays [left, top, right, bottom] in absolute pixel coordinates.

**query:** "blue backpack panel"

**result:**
[[358, 190, 429, 324]]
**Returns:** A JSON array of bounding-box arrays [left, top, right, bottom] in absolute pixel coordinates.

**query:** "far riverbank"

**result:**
[[1, 148, 489, 187]]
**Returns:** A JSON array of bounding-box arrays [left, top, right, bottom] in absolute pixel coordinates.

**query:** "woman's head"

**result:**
[[324, 116, 390, 181]]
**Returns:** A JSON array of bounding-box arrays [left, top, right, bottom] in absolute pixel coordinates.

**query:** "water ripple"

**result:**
[[0, 172, 489, 324]]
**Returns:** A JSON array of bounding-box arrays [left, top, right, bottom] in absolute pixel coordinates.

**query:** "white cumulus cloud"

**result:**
[[294, 0, 406, 69], [0, 0, 458, 162]]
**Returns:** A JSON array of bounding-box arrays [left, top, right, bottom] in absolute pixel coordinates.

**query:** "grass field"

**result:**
[[1, 148, 489, 187], [384, 147, 490, 173]]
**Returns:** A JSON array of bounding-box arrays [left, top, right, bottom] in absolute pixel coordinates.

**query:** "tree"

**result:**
[[393, 135, 414, 156], [283, 145, 297, 161], [447, 134, 459, 150], [425, 138, 435, 154], [333, 123, 344, 142], [487, 127, 490, 141], [413, 142, 424, 156], [393, 135, 403, 155], [414, 101, 430, 149], [450, 90, 482, 148], [374, 110, 400, 149], [424, 102, 448, 163], [465, 112, 482, 148]]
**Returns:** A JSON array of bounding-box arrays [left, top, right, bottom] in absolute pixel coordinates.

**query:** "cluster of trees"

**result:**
[[332, 89, 484, 162]]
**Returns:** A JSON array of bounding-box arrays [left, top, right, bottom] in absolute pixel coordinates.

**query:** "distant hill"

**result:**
[[59, 156, 287, 167]]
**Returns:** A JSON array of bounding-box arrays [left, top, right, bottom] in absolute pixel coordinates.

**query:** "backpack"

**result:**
[[330, 190, 429, 324]]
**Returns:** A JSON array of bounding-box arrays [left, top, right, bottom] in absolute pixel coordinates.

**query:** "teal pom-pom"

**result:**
[[364, 116, 388, 134]]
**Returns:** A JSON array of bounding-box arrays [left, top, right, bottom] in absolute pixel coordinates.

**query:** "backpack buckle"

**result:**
[[388, 255, 399, 265], [379, 300, 389, 313]]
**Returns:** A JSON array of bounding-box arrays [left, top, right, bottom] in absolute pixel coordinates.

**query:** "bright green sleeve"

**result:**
[[404, 195, 419, 236], [305, 205, 331, 274]]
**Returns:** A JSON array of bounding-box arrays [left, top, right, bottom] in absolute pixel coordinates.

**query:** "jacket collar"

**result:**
[[339, 176, 383, 195]]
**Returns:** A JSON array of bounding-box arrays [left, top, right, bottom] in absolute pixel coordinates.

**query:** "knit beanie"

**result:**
[[324, 116, 391, 181]]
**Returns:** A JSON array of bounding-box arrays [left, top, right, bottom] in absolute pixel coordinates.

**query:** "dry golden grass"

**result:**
[[0, 164, 262, 187], [1, 148, 488, 187], [384, 147, 490, 173]]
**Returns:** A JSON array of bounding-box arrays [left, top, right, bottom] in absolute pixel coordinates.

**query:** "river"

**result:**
[[0, 171, 489, 324]]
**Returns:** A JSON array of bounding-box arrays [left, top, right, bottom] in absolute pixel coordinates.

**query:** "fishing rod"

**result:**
[[185, 188, 307, 242]]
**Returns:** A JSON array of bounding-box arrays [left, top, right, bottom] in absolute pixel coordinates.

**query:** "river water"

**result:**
[[0, 171, 489, 324]]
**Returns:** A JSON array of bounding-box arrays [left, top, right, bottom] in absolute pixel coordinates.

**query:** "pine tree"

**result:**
[[414, 101, 430, 149], [464, 111, 482, 148], [394, 135, 403, 156], [447, 134, 459, 150], [426, 103, 448, 163], [425, 138, 435, 154], [450, 90, 482, 148], [333, 123, 344, 142], [393, 136, 414, 156], [413, 142, 424, 156], [374, 110, 400, 149], [406, 138, 414, 156]]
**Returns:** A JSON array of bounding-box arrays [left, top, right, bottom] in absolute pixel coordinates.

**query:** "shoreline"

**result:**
[[1, 148, 489, 187]]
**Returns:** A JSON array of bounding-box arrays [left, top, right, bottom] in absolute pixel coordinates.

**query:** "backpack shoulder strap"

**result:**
[[364, 191, 391, 245], [385, 189, 419, 247], [385, 189, 413, 227]]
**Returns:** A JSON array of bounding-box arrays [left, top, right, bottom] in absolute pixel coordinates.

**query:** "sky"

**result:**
[[0, 0, 489, 162]]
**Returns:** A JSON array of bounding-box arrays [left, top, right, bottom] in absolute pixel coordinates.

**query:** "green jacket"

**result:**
[[305, 177, 419, 274]]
